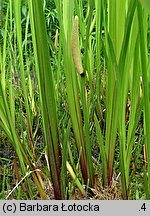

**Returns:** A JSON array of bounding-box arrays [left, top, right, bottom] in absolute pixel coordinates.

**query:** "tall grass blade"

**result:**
[[137, 1, 150, 199], [28, 0, 64, 199]]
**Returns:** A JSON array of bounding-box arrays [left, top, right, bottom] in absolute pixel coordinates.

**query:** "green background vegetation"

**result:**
[[0, 0, 150, 200]]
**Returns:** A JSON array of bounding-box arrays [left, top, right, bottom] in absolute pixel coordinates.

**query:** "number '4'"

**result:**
[[141, 203, 146, 211]]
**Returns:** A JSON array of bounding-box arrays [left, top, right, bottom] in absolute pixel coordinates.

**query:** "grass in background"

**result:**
[[0, 0, 150, 200]]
